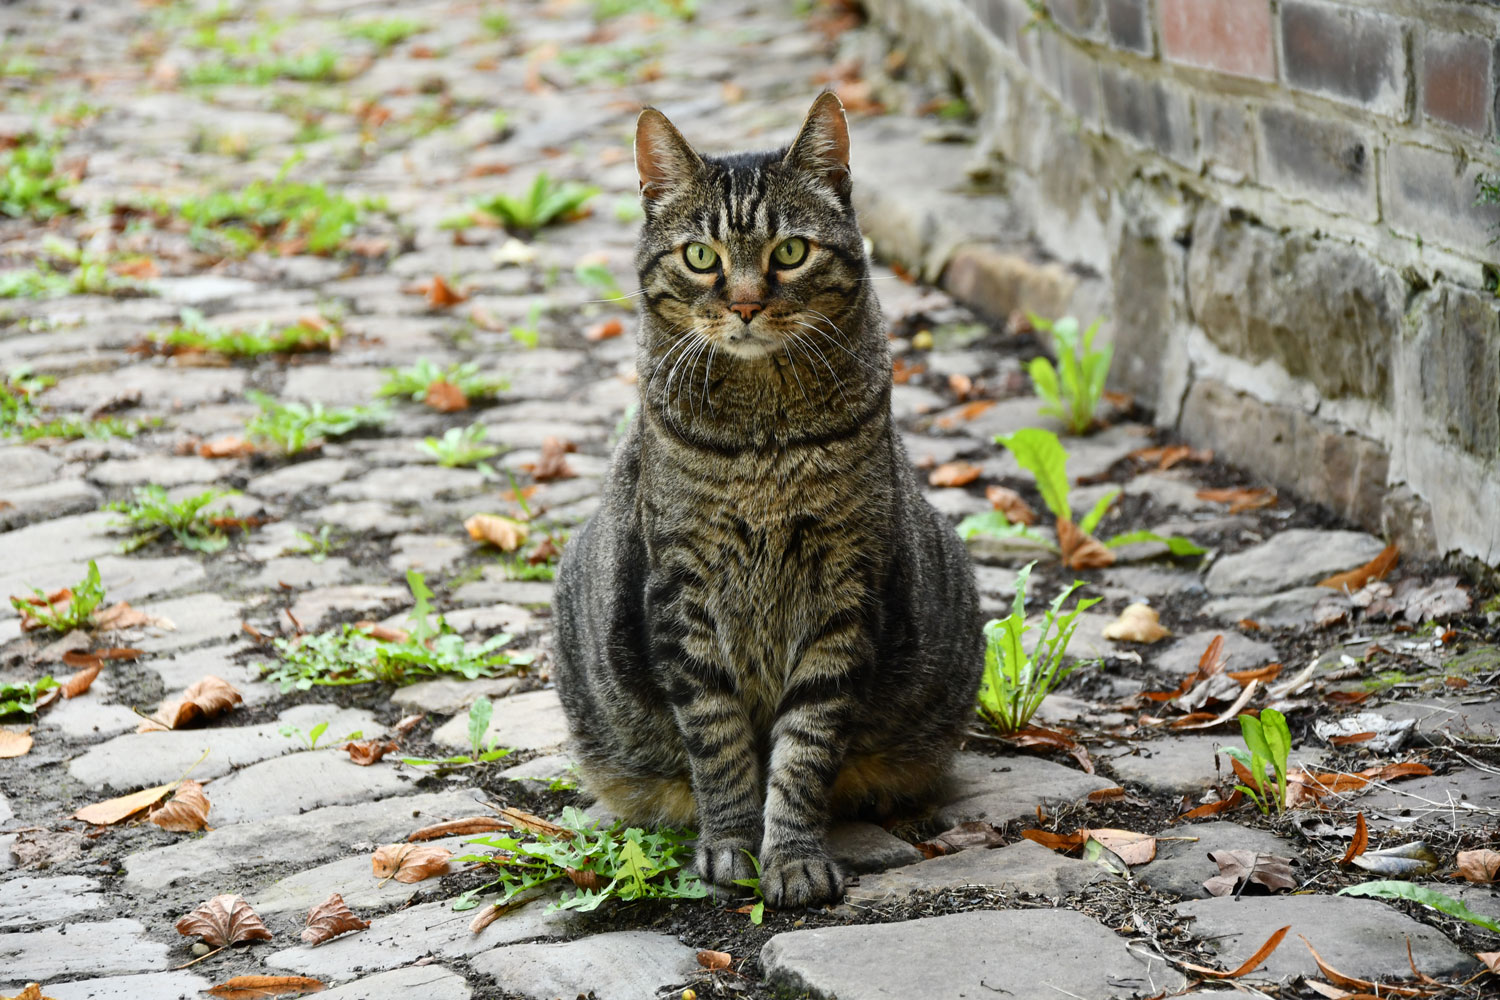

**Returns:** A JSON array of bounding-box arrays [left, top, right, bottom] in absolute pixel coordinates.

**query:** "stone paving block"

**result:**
[[0, 918, 169, 986], [41, 972, 213, 1000], [1204, 529, 1386, 596], [1176, 894, 1476, 981], [470, 931, 701, 1000], [498, 752, 576, 784], [433, 688, 570, 751], [1096, 566, 1205, 602], [125, 789, 484, 891], [762, 909, 1184, 1000], [1, 512, 119, 591], [207, 749, 415, 825], [1154, 630, 1280, 675], [249, 555, 356, 589], [329, 466, 488, 503], [129, 593, 244, 653], [316, 966, 472, 1000], [934, 752, 1117, 827], [0, 477, 101, 530], [246, 457, 360, 498], [1372, 696, 1500, 745], [280, 366, 390, 407], [297, 501, 422, 536], [442, 603, 538, 636], [252, 836, 477, 916], [0, 445, 62, 488], [70, 705, 380, 788], [144, 643, 274, 705], [1137, 822, 1303, 899], [287, 584, 408, 632], [41, 367, 245, 411], [1201, 587, 1346, 628], [1346, 767, 1500, 831], [844, 839, 1095, 909], [391, 533, 467, 574], [44, 678, 141, 739], [88, 456, 231, 487], [154, 275, 261, 303], [0, 875, 103, 929], [1102, 736, 1232, 796], [391, 676, 521, 714], [450, 571, 555, 609], [828, 821, 923, 875]]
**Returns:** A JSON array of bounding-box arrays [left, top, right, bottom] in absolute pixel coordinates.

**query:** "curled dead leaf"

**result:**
[[927, 461, 981, 488], [73, 782, 176, 825], [566, 866, 606, 891], [1203, 850, 1297, 896], [496, 806, 571, 838], [0, 729, 33, 758], [1173, 925, 1292, 980], [60, 662, 101, 698], [138, 675, 242, 732], [1195, 486, 1277, 514], [408, 816, 510, 841], [343, 739, 399, 766], [354, 620, 410, 644], [95, 601, 173, 632], [984, 485, 1037, 525], [1338, 812, 1369, 866], [585, 317, 624, 341], [527, 536, 560, 565], [1318, 544, 1399, 592], [1102, 603, 1170, 643], [1057, 517, 1115, 570], [527, 436, 576, 482], [464, 513, 529, 552], [409, 274, 468, 308], [206, 975, 325, 998], [423, 379, 468, 412], [372, 843, 452, 883], [394, 713, 425, 736], [697, 949, 732, 971], [198, 436, 257, 459], [175, 894, 273, 947], [2, 986, 58, 1000], [1477, 951, 1499, 975], [300, 893, 369, 946], [149, 779, 210, 832], [1458, 849, 1500, 884]]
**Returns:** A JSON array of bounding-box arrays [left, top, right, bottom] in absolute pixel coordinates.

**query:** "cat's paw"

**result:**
[[695, 835, 759, 888], [759, 852, 845, 909]]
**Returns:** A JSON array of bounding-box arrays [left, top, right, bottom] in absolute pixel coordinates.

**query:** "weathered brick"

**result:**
[[1160, 0, 1275, 81], [964, 0, 1020, 48], [1104, 0, 1153, 56], [940, 245, 1076, 323], [1037, 33, 1101, 123], [1100, 66, 1196, 165], [1049, 0, 1104, 41], [1385, 142, 1500, 255], [1280, 1, 1409, 118], [1198, 97, 1256, 182], [1257, 105, 1376, 221], [1187, 204, 1400, 404], [1421, 30, 1492, 134], [1410, 283, 1500, 457]]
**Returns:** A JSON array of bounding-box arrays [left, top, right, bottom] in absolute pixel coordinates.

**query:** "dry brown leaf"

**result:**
[[1021, 829, 1087, 853], [2, 987, 58, 1000], [528, 436, 577, 482], [423, 379, 468, 412], [73, 782, 176, 825], [1087, 828, 1156, 866], [585, 317, 624, 341], [1102, 603, 1170, 643], [566, 866, 606, 891], [1477, 951, 1500, 975], [1338, 812, 1369, 866], [1007, 725, 1094, 773], [0, 729, 33, 758], [948, 372, 974, 401], [60, 662, 101, 698], [138, 675, 242, 732], [149, 779, 210, 832], [198, 436, 257, 459], [1171, 679, 1260, 731], [11, 587, 73, 631], [464, 513, 529, 552], [343, 739, 399, 766], [355, 621, 410, 643], [206, 975, 325, 998], [407, 816, 510, 841], [917, 820, 1005, 856], [1057, 517, 1115, 570], [984, 485, 1037, 525], [371, 843, 452, 883], [395, 713, 425, 736], [1180, 789, 1244, 820], [890, 358, 923, 384], [1319, 544, 1399, 592], [1457, 849, 1500, 884], [411, 274, 468, 308], [1195, 486, 1277, 514], [1299, 935, 1430, 996], [697, 949, 732, 971], [176, 894, 273, 947], [1204, 850, 1296, 896], [300, 893, 370, 946], [526, 536, 560, 565], [94, 601, 172, 631], [1174, 925, 1292, 980], [496, 806, 572, 838]]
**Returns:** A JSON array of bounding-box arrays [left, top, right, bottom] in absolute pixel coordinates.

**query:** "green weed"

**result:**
[[0, 143, 74, 220], [507, 302, 545, 349], [379, 359, 507, 403], [0, 256, 142, 300], [246, 390, 389, 455], [163, 163, 383, 255], [480, 11, 511, 35], [9, 560, 105, 632], [1338, 882, 1500, 934], [732, 851, 767, 924], [401, 696, 513, 767], [259, 570, 533, 691], [575, 261, 631, 306], [558, 43, 661, 85], [343, 17, 427, 50], [446, 173, 599, 234], [107, 485, 244, 553], [420, 424, 501, 473], [280, 720, 363, 750], [185, 43, 342, 86], [1218, 708, 1291, 815], [592, 0, 698, 20], [150, 308, 338, 357], [285, 525, 341, 562], [0, 676, 59, 717], [976, 561, 1099, 733], [1027, 314, 1112, 436], [1, 371, 155, 441], [453, 806, 707, 916]]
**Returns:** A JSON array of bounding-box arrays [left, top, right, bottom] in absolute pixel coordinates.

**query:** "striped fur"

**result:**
[[552, 94, 983, 909]]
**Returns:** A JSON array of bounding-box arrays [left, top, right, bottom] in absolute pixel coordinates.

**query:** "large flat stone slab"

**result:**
[[1176, 894, 1476, 981], [470, 931, 700, 1000], [762, 909, 1183, 1000], [844, 839, 1095, 908], [42, 367, 245, 411], [317, 966, 472, 1000], [1348, 766, 1500, 831], [828, 821, 923, 875], [1372, 696, 1500, 745], [391, 676, 521, 715], [287, 584, 408, 632], [124, 789, 482, 891], [0, 477, 101, 530], [1201, 587, 1345, 628], [1154, 631, 1280, 675], [207, 750, 414, 825], [433, 688, 570, 751], [934, 752, 1117, 827], [40, 972, 211, 1000], [0, 919, 169, 986], [1137, 822, 1303, 899], [252, 835, 478, 915], [69, 705, 379, 789], [0, 875, 103, 929], [1205, 530, 1385, 596], [129, 593, 244, 653]]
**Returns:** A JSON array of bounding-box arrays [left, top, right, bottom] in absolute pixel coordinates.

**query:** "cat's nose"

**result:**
[[728, 302, 762, 323]]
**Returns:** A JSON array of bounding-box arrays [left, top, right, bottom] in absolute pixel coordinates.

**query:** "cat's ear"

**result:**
[[784, 91, 851, 199], [635, 108, 702, 202]]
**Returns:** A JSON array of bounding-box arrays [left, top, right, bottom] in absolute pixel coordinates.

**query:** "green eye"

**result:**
[[773, 237, 808, 267], [684, 242, 718, 272]]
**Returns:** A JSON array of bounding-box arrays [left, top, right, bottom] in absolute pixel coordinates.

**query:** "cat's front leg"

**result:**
[[669, 674, 764, 888]]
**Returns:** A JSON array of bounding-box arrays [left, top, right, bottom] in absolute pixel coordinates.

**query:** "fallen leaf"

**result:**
[[697, 949, 732, 971], [1313, 713, 1412, 754], [1338, 812, 1368, 865], [1478, 951, 1500, 975], [394, 713, 425, 736], [464, 513, 529, 552], [985, 485, 1037, 525], [1129, 445, 1211, 470], [1180, 792, 1244, 822], [138, 675, 242, 732], [1318, 544, 1399, 592], [62, 646, 142, 665], [423, 379, 468, 412], [1171, 679, 1260, 731], [1103, 603, 1169, 643], [409, 275, 468, 308], [1458, 849, 1500, 884], [343, 739, 399, 766], [890, 358, 923, 384], [585, 317, 623, 341], [1203, 850, 1297, 896], [60, 662, 101, 698], [198, 436, 257, 459], [206, 975, 325, 998], [355, 621, 410, 643], [73, 782, 176, 825], [408, 816, 510, 841], [1174, 925, 1292, 980], [1299, 935, 1430, 997], [1007, 725, 1094, 773], [922, 820, 1004, 854], [149, 780, 210, 832], [95, 601, 172, 631], [527, 436, 577, 482], [1225, 663, 1282, 685], [0, 729, 33, 758], [496, 806, 572, 839], [935, 400, 994, 429], [1087, 786, 1126, 804], [948, 372, 974, 400], [300, 894, 369, 946], [372, 843, 452, 883], [1058, 516, 1116, 570], [1195, 486, 1277, 514], [2, 986, 59, 1000], [176, 894, 273, 947], [1351, 841, 1440, 877], [12, 586, 74, 631], [1021, 829, 1087, 853], [1087, 828, 1156, 866]]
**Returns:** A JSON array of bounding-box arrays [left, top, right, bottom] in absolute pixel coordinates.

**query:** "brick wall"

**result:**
[[858, 0, 1500, 563]]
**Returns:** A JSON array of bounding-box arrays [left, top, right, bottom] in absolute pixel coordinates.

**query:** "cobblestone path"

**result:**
[[1, 2, 1497, 999]]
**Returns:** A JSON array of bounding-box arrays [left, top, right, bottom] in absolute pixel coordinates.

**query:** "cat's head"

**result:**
[[632, 93, 870, 363]]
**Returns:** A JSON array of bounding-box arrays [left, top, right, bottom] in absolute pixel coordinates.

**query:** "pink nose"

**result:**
[[729, 302, 762, 322]]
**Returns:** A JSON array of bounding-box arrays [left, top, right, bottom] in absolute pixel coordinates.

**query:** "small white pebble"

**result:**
[[191, 942, 211, 956]]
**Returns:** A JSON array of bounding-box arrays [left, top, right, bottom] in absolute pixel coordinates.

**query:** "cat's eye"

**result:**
[[772, 237, 808, 268], [683, 242, 719, 272]]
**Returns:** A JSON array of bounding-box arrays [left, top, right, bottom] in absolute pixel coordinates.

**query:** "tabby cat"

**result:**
[[552, 92, 983, 909]]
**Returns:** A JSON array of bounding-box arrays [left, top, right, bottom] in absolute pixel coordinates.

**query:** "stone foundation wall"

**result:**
[[854, 0, 1500, 562]]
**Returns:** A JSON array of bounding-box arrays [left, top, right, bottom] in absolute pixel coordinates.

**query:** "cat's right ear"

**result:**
[[635, 108, 702, 202]]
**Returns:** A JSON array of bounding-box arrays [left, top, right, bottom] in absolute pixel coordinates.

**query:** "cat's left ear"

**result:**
[[784, 91, 851, 200], [636, 108, 702, 202]]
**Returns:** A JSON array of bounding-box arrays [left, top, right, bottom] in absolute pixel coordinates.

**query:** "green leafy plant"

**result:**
[[0, 142, 74, 220], [454, 806, 707, 916], [245, 390, 389, 455], [184, 45, 342, 86], [447, 173, 599, 234], [574, 261, 631, 306], [379, 359, 507, 403], [259, 570, 533, 691], [1027, 314, 1112, 436], [507, 301, 545, 349], [285, 525, 341, 562], [9, 560, 105, 632], [151, 308, 338, 357], [280, 720, 363, 750], [0, 252, 143, 299], [592, 0, 698, 20], [0, 676, 59, 716], [1218, 708, 1291, 815], [975, 561, 1100, 733], [400, 696, 513, 767], [480, 10, 511, 35], [343, 17, 427, 50], [732, 850, 767, 925], [420, 424, 501, 473], [1338, 881, 1500, 934], [1, 373, 154, 441], [106, 485, 244, 553], [162, 162, 382, 255]]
